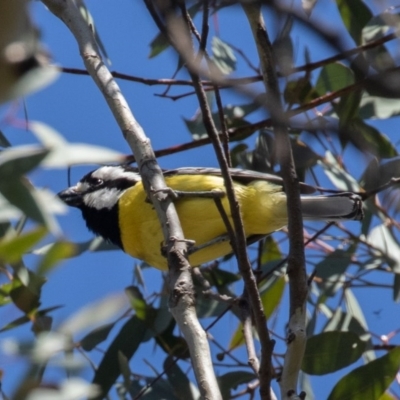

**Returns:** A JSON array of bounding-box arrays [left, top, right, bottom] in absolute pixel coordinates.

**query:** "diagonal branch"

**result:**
[[40, 0, 207, 398]]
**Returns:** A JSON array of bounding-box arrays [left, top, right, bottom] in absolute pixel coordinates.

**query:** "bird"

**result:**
[[58, 165, 364, 270]]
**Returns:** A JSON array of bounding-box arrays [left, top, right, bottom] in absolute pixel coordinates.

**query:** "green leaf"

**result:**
[[367, 224, 400, 273], [260, 275, 285, 318], [0, 305, 62, 333], [337, 0, 373, 44], [211, 36, 237, 75], [378, 392, 396, 400], [359, 95, 400, 119], [344, 289, 368, 331], [362, 13, 398, 71], [336, 89, 363, 124], [118, 351, 132, 393], [315, 250, 352, 297], [59, 293, 128, 335], [228, 322, 245, 351], [0, 313, 31, 332], [92, 316, 148, 398], [10, 274, 44, 314], [0, 146, 48, 176], [315, 63, 355, 96], [324, 309, 368, 339], [260, 236, 282, 265], [149, 33, 170, 58], [0, 179, 49, 226], [129, 377, 176, 399], [328, 347, 400, 400], [0, 130, 11, 147], [320, 151, 361, 192], [80, 322, 116, 351], [79, 3, 111, 65], [291, 139, 320, 171], [148, 2, 201, 58], [154, 318, 189, 359], [0, 227, 47, 263], [125, 286, 148, 320], [393, 274, 400, 303], [0, 146, 63, 231], [273, 33, 293, 76], [302, 331, 366, 375], [217, 371, 256, 399], [284, 78, 316, 105], [339, 118, 396, 157], [34, 237, 119, 258], [201, 268, 241, 287], [0, 281, 13, 306], [30, 121, 124, 167], [36, 241, 76, 275], [164, 356, 199, 400]]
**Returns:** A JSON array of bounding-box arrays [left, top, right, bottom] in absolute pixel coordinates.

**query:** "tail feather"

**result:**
[[300, 193, 364, 221]]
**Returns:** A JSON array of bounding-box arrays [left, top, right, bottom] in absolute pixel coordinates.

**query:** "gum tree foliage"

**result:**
[[1, 1, 400, 399]]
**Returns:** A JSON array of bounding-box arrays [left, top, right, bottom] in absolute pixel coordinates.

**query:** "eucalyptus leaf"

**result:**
[[328, 347, 400, 400], [302, 331, 365, 375], [211, 36, 237, 75], [336, 0, 373, 44]]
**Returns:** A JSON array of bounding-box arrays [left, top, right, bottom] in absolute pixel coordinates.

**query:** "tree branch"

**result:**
[[242, 3, 308, 399], [41, 0, 215, 398]]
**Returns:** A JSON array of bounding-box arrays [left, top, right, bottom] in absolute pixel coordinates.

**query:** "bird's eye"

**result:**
[[89, 177, 103, 186]]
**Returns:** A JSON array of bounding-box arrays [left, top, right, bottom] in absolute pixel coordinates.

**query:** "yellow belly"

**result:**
[[118, 175, 288, 270]]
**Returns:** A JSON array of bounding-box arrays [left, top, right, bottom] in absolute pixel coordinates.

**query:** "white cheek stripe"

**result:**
[[84, 187, 122, 210]]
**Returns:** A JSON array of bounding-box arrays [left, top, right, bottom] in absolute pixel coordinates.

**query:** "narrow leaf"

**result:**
[[92, 316, 148, 398], [328, 347, 400, 400], [302, 331, 366, 375], [0, 227, 47, 263]]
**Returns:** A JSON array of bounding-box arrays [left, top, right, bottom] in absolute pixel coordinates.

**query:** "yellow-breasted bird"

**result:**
[[58, 166, 363, 270]]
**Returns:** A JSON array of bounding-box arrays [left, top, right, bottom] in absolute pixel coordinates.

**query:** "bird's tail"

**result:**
[[301, 193, 364, 221]]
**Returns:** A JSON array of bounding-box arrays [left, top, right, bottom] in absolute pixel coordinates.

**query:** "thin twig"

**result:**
[[242, 3, 308, 399]]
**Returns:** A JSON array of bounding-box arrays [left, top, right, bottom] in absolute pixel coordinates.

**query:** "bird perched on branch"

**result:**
[[58, 165, 363, 270]]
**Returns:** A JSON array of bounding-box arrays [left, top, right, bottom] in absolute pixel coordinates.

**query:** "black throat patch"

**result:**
[[81, 203, 123, 250]]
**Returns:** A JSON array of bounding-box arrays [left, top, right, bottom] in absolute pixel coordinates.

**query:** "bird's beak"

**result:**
[[58, 186, 83, 208]]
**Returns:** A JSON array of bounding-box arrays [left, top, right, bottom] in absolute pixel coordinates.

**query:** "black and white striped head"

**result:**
[[58, 165, 141, 211], [58, 165, 141, 248]]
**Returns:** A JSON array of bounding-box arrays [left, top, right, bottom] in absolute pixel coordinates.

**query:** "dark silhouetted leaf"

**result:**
[[316, 63, 354, 96], [339, 118, 396, 157], [362, 12, 397, 71], [302, 331, 365, 375], [80, 322, 116, 351], [92, 316, 148, 399], [217, 371, 256, 399], [328, 347, 400, 400], [164, 356, 199, 400], [337, 0, 373, 44], [284, 78, 316, 106], [393, 274, 400, 303], [336, 90, 363, 124], [324, 309, 368, 338], [315, 250, 352, 297]]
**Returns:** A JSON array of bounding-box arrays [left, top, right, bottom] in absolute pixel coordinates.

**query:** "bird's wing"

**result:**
[[162, 167, 317, 194]]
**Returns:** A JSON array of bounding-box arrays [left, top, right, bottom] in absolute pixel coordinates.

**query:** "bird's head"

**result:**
[[58, 165, 141, 211]]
